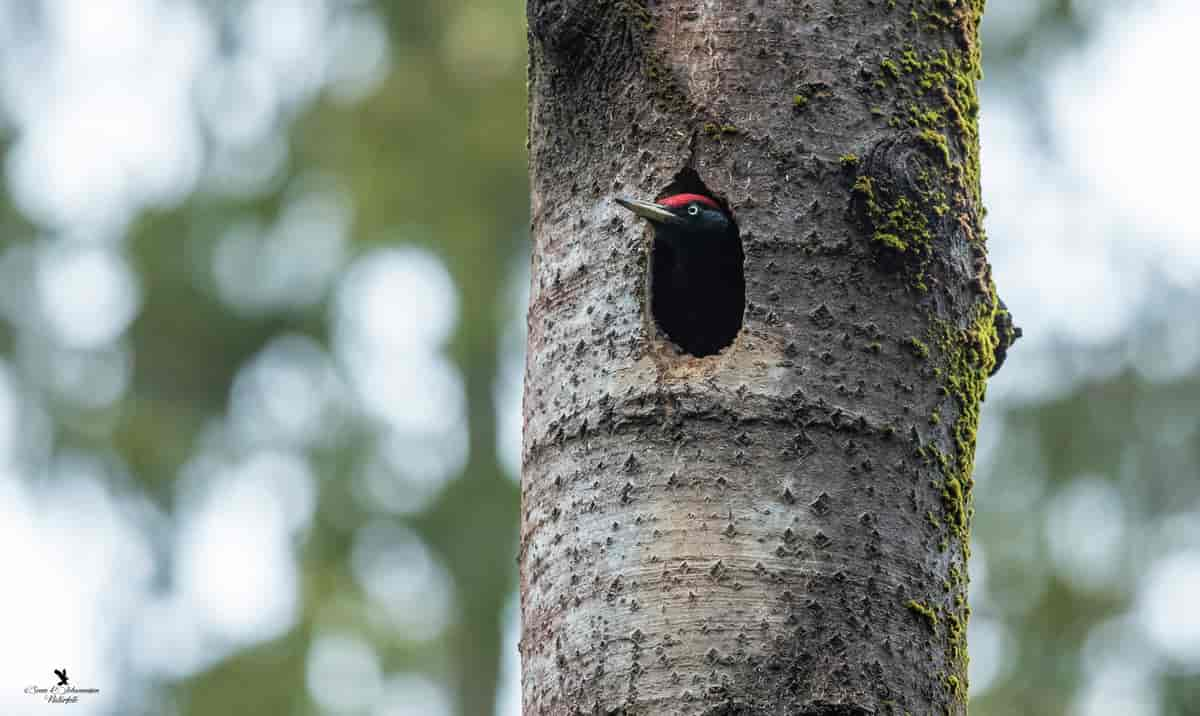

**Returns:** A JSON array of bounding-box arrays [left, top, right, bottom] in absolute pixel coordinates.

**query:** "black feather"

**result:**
[[648, 202, 744, 356]]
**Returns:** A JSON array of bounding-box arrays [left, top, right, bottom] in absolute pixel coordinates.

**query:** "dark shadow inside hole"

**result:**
[[649, 169, 745, 357]]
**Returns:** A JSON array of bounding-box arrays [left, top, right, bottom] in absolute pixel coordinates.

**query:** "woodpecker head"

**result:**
[[615, 193, 734, 246], [615, 191, 745, 357]]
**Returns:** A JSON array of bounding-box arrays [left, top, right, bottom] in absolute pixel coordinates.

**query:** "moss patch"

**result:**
[[905, 599, 939, 630], [703, 122, 741, 138], [851, 175, 933, 255]]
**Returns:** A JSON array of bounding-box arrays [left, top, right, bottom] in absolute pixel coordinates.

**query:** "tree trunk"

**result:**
[[520, 1, 1010, 714]]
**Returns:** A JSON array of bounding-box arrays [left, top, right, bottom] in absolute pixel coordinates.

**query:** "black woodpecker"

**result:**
[[616, 193, 745, 357]]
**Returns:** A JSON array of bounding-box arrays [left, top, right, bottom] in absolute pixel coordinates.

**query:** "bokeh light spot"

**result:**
[[176, 453, 310, 646], [1044, 477, 1126, 592], [350, 520, 454, 641], [230, 334, 343, 447], [306, 632, 383, 713], [36, 244, 141, 349], [1138, 551, 1200, 666], [376, 673, 454, 716], [334, 246, 460, 354]]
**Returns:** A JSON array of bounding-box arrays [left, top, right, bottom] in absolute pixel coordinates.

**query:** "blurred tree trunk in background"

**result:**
[[520, 1, 1015, 713]]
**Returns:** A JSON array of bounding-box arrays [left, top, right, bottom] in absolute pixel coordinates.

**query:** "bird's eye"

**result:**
[[687, 204, 700, 216]]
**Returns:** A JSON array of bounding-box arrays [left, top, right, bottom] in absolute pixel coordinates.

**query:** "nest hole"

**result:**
[[649, 168, 745, 357]]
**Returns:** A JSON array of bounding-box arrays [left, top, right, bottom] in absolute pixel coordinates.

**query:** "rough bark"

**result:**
[[521, 1, 1008, 714]]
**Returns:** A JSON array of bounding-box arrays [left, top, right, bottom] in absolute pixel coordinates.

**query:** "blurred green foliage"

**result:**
[[131, 2, 531, 714], [972, 332, 1200, 715], [1, 0, 527, 713]]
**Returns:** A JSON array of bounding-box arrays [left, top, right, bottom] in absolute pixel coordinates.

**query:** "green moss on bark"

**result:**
[[872, 2, 988, 710], [852, 175, 934, 255], [905, 599, 939, 629]]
